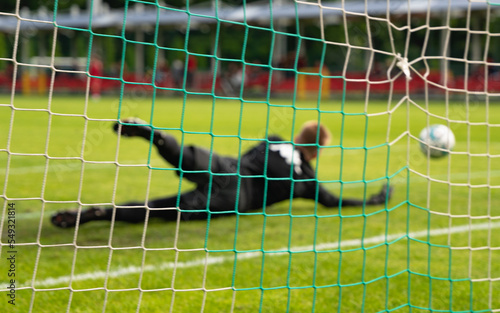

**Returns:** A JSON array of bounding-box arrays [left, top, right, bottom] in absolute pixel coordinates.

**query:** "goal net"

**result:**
[[1, 0, 500, 311]]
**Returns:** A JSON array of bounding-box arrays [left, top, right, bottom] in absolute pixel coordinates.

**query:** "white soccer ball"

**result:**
[[418, 124, 455, 158]]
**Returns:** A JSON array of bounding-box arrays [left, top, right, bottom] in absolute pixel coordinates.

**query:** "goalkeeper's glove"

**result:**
[[367, 184, 393, 205]]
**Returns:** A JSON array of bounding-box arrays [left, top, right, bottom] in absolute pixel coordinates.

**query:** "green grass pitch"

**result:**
[[1, 94, 500, 312]]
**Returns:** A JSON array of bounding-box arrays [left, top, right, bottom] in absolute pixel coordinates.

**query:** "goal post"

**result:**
[[1, 0, 500, 312]]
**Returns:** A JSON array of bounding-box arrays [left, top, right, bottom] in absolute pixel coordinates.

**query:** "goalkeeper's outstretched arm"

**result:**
[[315, 184, 393, 208]]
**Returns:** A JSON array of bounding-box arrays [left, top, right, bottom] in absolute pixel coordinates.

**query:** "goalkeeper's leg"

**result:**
[[111, 190, 213, 222], [113, 118, 217, 185], [113, 118, 183, 166], [51, 190, 212, 228]]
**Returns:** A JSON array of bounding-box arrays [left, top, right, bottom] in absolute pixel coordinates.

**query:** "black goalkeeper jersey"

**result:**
[[239, 135, 341, 212]]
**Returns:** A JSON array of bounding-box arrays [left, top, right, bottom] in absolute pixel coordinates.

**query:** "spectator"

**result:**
[[89, 54, 104, 101]]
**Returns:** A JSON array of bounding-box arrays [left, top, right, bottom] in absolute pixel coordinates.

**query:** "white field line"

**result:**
[[12, 220, 500, 288], [9, 167, 500, 221], [0, 159, 156, 176], [3, 140, 495, 176]]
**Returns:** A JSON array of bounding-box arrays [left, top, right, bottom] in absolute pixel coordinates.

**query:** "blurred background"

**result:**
[[0, 0, 499, 98]]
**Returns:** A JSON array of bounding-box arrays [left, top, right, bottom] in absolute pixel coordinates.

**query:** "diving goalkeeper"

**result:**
[[51, 119, 392, 228]]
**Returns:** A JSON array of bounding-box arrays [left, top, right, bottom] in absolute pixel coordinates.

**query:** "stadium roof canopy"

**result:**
[[0, 0, 498, 33]]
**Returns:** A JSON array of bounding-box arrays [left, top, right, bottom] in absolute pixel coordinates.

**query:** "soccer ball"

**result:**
[[418, 124, 455, 158]]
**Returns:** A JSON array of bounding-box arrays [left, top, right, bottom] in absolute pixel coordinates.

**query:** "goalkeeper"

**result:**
[[51, 119, 392, 228]]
